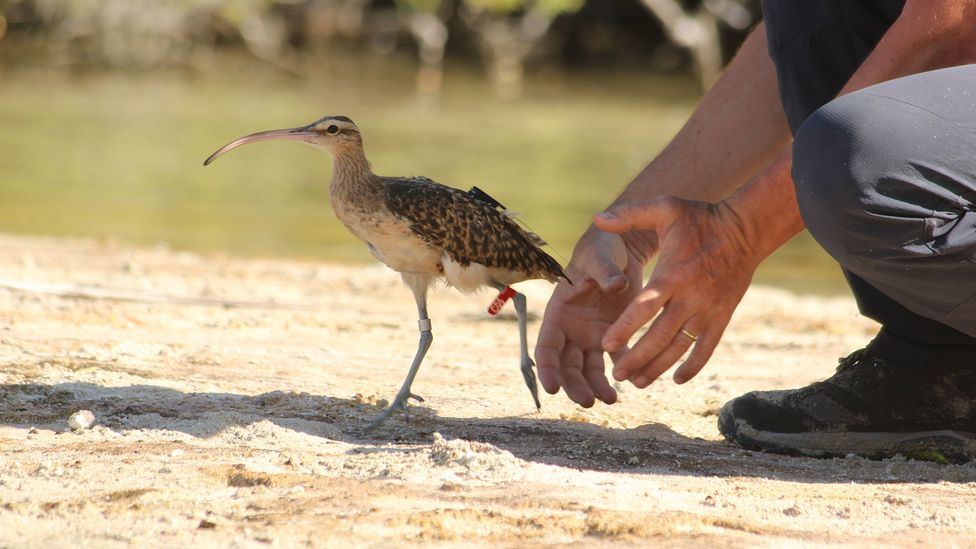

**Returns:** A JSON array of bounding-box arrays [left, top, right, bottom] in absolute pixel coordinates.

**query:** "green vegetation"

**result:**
[[0, 63, 843, 294], [0, 1, 837, 294], [464, 0, 584, 14], [0, 0, 757, 78], [907, 451, 952, 465]]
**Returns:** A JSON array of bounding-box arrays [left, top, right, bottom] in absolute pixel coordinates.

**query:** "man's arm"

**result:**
[[616, 23, 790, 206], [597, 0, 976, 387], [706, 0, 976, 284], [558, 23, 792, 294], [839, 0, 976, 96], [535, 22, 792, 407]]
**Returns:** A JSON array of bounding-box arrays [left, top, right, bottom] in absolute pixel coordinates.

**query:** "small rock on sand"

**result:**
[[68, 410, 96, 431]]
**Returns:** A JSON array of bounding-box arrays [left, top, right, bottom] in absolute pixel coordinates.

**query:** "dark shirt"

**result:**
[[760, 0, 906, 133]]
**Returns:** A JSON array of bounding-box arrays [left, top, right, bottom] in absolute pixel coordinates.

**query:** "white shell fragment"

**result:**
[[68, 410, 96, 431]]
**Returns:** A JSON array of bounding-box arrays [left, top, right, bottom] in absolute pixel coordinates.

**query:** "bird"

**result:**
[[204, 115, 568, 429]]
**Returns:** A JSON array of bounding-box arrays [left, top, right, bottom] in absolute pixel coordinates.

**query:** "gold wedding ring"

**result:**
[[679, 328, 698, 342]]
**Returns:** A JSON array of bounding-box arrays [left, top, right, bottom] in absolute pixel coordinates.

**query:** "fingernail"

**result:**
[[612, 368, 627, 382], [596, 211, 615, 220], [633, 375, 648, 387], [602, 274, 626, 290]]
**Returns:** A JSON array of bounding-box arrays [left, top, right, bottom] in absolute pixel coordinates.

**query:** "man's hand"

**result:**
[[594, 197, 762, 386], [535, 227, 655, 407], [533, 22, 796, 406]]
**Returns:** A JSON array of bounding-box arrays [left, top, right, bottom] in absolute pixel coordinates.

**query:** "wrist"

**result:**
[[722, 151, 806, 262]]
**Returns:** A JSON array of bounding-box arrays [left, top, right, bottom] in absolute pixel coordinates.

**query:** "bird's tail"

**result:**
[[468, 185, 570, 284], [538, 248, 571, 285]]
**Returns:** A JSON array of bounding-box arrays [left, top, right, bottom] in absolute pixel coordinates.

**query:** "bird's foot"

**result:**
[[364, 390, 424, 432], [521, 357, 541, 410]]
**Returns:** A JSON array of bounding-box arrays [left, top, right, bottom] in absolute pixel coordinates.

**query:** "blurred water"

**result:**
[[0, 62, 846, 294]]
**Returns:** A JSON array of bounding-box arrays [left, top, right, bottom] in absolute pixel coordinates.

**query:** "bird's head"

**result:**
[[204, 115, 362, 166]]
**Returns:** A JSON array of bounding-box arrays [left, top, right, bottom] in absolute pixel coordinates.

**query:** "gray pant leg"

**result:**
[[792, 65, 976, 338]]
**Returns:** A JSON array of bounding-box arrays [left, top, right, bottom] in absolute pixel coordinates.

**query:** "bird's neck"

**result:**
[[329, 145, 381, 205], [331, 144, 371, 178]]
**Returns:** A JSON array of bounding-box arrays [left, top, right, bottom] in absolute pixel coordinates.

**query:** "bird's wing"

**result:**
[[383, 177, 567, 283]]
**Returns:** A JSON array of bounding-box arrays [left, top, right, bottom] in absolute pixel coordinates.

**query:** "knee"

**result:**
[[791, 93, 893, 262]]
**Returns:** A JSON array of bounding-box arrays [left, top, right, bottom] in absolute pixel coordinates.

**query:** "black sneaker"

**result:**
[[718, 330, 976, 463]]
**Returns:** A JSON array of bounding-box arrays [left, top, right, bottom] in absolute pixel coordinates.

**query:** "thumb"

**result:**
[[584, 254, 629, 294], [594, 198, 681, 234], [569, 233, 631, 295], [561, 260, 628, 303]]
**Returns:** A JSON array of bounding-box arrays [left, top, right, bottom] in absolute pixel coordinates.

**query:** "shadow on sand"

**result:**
[[2, 381, 974, 484]]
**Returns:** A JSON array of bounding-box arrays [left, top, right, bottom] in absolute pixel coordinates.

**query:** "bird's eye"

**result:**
[[326, 125, 339, 134]]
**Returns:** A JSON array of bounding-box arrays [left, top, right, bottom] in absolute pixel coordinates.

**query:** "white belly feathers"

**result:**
[[342, 211, 524, 293]]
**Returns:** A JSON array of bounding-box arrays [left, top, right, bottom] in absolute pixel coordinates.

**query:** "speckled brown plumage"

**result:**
[[383, 177, 567, 284]]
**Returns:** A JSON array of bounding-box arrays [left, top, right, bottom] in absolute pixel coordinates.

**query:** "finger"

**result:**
[[602, 285, 671, 354], [608, 345, 630, 365], [630, 320, 700, 388], [558, 344, 595, 408], [673, 320, 728, 384], [567, 254, 628, 297], [536, 346, 563, 394], [593, 199, 681, 234], [610, 303, 689, 381], [534, 324, 565, 395], [595, 273, 628, 294], [583, 351, 617, 404], [585, 259, 629, 294], [561, 277, 597, 304]]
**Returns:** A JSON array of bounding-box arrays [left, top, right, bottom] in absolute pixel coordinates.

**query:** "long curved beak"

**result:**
[[203, 126, 317, 166]]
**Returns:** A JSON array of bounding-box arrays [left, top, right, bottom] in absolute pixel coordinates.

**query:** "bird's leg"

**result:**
[[513, 291, 542, 410], [366, 280, 433, 431], [495, 283, 541, 410]]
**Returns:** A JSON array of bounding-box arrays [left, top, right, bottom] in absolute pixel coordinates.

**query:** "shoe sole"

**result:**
[[720, 411, 976, 463]]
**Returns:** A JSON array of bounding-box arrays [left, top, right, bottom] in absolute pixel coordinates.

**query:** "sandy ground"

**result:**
[[1, 233, 975, 548]]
